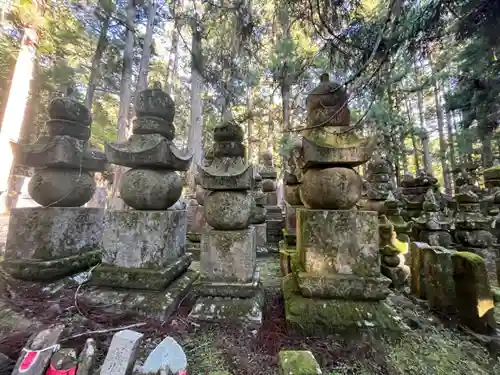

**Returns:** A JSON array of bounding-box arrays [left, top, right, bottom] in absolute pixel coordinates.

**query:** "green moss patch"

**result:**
[[278, 350, 322, 375]]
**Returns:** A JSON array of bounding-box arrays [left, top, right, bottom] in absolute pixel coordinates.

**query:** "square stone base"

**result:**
[[282, 274, 402, 335], [194, 267, 260, 298], [90, 254, 191, 290], [188, 288, 265, 329], [187, 241, 201, 261], [201, 228, 256, 283], [103, 210, 187, 268], [2, 250, 101, 281], [266, 219, 284, 246], [83, 270, 199, 320], [5, 207, 104, 261]]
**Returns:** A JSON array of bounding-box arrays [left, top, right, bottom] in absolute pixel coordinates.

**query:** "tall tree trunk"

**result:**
[[267, 96, 274, 154], [431, 69, 451, 193], [414, 59, 432, 174], [445, 108, 456, 174], [480, 124, 494, 168], [246, 89, 254, 163], [136, 0, 158, 92], [186, 14, 204, 189], [110, 0, 136, 210], [0, 27, 38, 214], [165, 0, 182, 96], [404, 97, 420, 172], [85, 15, 110, 110]]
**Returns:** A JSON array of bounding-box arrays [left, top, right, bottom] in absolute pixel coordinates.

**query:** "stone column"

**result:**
[[186, 175, 209, 260], [259, 151, 283, 248], [189, 120, 264, 328], [85, 83, 198, 320], [250, 170, 267, 255], [282, 73, 400, 334], [3, 93, 106, 281]]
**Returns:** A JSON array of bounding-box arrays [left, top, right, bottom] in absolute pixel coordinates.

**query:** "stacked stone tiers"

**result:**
[[283, 74, 399, 334], [399, 171, 439, 222], [189, 121, 263, 328], [84, 84, 197, 319], [413, 190, 453, 247], [186, 178, 209, 261], [363, 157, 393, 213], [4, 94, 106, 281], [259, 152, 283, 247], [250, 171, 267, 255]]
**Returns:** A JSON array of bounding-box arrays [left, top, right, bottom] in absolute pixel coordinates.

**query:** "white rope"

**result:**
[[21, 344, 60, 354]]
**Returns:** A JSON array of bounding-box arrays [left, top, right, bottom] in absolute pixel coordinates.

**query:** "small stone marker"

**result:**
[[100, 330, 144, 375], [76, 338, 97, 375], [278, 350, 322, 375], [48, 348, 78, 374], [410, 242, 430, 299], [141, 336, 187, 374], [452, 252, 496, 334], [423, 246, 456, 315], [12, 324, 64, 375]]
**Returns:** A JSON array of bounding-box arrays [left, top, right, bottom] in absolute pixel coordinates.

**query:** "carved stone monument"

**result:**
[[3, 92, 106, 280], [282, 74, 399, 334], [250, 170, 267, 254], [186, 174, 209, 260], [85, 83, 198, 319], [189, 119, 263, 327]]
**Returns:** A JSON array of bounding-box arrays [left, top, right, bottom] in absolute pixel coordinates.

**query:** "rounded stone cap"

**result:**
[[254, 171, 262, 182], [135, 82, 175, 123], [48, 97, 92, 126], [213, 121, 244, 142], [307, 73, 348, 111], [259, 151, 273, 165]]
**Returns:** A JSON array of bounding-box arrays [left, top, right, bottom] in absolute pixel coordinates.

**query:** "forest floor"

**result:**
[[0, 255, 499, 375]]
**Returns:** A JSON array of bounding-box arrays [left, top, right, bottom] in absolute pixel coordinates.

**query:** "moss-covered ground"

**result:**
[[0, 254, 499, 375]]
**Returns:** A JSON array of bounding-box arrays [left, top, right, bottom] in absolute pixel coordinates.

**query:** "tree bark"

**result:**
[[110, 0, 136, 210], [414, 58, 432, 174], [85, 15, 110, 110], [136, 0, 158, 92], [165, 0, 183, 97], [246, 89, 254, 163]]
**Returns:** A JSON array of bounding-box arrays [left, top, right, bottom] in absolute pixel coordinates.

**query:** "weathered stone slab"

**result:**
[[85, 270, 199, 320], [452, 252, 496, 334], [200, 228, 256, 283], [266, 191, 278, 206], [100, 330, 144, 375], [198, 163, 253, 190], [90, 253, 191, 290], [76, 338, 97, 375], [103, 210, 186, 268], [254, 223, 266, 249], [420, 231, 453, 248], [278, 350, 322, 375], [266, 206, 283, 220], [189, 289, 264, 329], [50, 348, 78, 373], [285, 203, 298, 235], [196, 267, 260, 297], [187, 204, 207, 242], [422, 247, 456, 315], [296, 271, 390, 300], [410, 242, 430, 299], [282, 274, 402, 335], [5, 207, 104, 261], [3, 250, 101, 281], [12, 325, 64, 375], [297, 209, 379, 277], [186, 242, 200, 260]]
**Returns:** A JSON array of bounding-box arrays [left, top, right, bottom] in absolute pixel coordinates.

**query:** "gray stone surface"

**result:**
[[278, 350, 322, 375], [28, 169, 96, 207], [120, 169, 182, 210], [76, 338, 97, 375], [0, 215, 9, 255], [85, 270, 199, 320], [297, 209, 379, 277], [187, 203, 207, 241], [5, 207, 104, 261], [103, 210, 186, 268], [198, 161, 253, 190], [201, 227, 256, 283], [189, 289, 264, 329], [204, 191, 253, 230], [254, 223, 266, 249], [100, 330, 144, 375], [285, 203, 297, 234]]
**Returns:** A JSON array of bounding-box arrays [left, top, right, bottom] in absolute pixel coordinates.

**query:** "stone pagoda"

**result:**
[[186, 174, 209, 260], [454, 183, 498, 284], [400, 170, 440, 222], [413, 189, 453, 247], [384, 191, 412, 238], [483, 164, 500, 242], [283, 139, 303, 248], [282, 73, 399, 333], [189, 119, 263, 327], [250, 170, 267, 254], [259, 151, 283, 247], [3, 91, 106, 280], [86, 83, 198, 319], [363, 155, 393, 213]]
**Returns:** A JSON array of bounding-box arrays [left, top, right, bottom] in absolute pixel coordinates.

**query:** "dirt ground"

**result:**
[[0, 255, 499, 375]]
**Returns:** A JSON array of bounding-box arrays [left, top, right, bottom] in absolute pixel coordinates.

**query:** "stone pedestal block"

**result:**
[[266, 206, 283, 220], [266, 191, 278, 206], [102, 210, 187, 268], [255, 223, 266, 249], [285, 204, 298, 235], [452, 252, 496, 334], [3, 207, 103, 280], [297, 209, 379, 277], [422, 247, 456, 315], [200, 227, 256, 283], [410, 242, 430, 299]]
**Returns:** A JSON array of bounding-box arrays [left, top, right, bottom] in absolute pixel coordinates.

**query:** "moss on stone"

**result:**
[[281, 274, 401, 335], [454, 251, 485, 266], [278, 350, 321, 375]]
